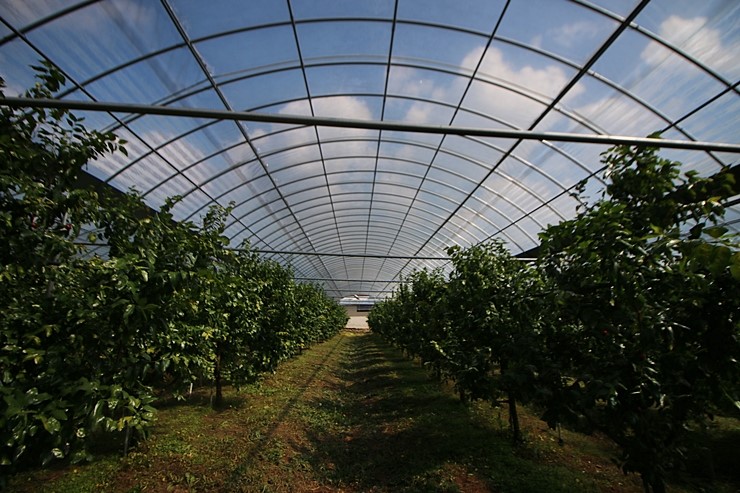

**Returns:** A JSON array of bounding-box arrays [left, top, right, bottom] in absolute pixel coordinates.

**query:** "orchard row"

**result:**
[[0, 67, 347, 472], [368, 144, 739, 493]]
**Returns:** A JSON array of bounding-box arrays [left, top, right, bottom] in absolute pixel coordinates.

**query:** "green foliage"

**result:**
[[371, 143, 738, 493], [369, 242, 545, 442], [445, 242, 543, 410], [0, 66, 347, 477], [5, 64, 737, 493], [538, 144, 739, 493], [0, 63, 134, 470]]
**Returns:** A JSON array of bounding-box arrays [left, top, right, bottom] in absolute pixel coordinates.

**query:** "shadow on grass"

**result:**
[[222, 334, 346, 489], [677, 421, 740, 490], [295, 333, 587, 493]]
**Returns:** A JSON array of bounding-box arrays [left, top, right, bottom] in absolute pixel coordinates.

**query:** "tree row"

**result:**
[[0, 66, 348, 473], [368, 143, 740, 493]]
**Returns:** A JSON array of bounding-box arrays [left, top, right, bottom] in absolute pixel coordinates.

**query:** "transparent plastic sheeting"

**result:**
[[1, 0, 738, 299]]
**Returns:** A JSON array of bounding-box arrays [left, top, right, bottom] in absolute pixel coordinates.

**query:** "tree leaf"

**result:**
[[704, 226, 728, 239]]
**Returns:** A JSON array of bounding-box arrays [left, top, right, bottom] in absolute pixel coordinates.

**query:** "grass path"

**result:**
[[7, 331, 735, 492]]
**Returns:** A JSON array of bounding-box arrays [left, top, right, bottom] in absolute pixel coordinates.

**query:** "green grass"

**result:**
[[5, 332, 739, 492]]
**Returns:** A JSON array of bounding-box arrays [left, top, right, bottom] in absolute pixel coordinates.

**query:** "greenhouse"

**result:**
[[1, 1, 738, 492]]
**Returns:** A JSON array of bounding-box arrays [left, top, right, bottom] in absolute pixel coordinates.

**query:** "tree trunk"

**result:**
[[508, 390, 522, 444], [500, 359, 522, 444], [642, 475, 666, 493], [214, 349, 223, 408]]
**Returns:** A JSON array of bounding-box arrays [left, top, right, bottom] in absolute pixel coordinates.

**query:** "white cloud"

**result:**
[[311, 95, 374, 120], [457, 46, 582, 131], [65, 0, 157, 35], [383, 45, 580, 132], [571, 96, 663, 137], [208, 94, 378, 230], [404, 103, 438, 124], [641, 15, 738, 77], [544, 15, 737, 149], [271, 96, 378, 168], [471, 46, 576, 100], [550, 21, 601, 48], [2, 0, 154, 35]]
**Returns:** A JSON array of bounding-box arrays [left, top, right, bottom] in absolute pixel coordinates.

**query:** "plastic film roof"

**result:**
[[1, 0, 738, 299]]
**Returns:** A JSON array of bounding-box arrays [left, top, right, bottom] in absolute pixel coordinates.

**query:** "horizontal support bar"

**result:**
[[296, 277, 402, 283], [3, 97, 740, 152], [74, 242, 534, 262], [254, 248, 450, 260], [257, 249, 535, 262]]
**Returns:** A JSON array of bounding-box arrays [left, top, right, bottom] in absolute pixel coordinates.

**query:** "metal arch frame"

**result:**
[[64, 57, 721, 221], [361, 0, 400, 283], [324, 256, 440, 283], [95, 25, 723, 151], [109, 102, 579, 232], [191, 142, 538, 243], [19, 2, 726, 103], [182, 132, 584, 245], [284, 220, 428, 255], [2, 97, 732, 252], [284, 215, 481, 252], [240, 164, 536, 239], [7, 4, 732, 147], [71, 9, 740, 227], [100, 68, 730, 200], [285, 0, 351, 283], [0, 11, 293, 271], [3, 94, 735, 173], [2, 0, 736, 292], [60, 33, 703, 172], [159, 0, 343, 295], [104, 57, 716, 258], [108, 80, 593, 204], [223, 166, 537, 252], [188, 38, 725, 158], [291, 209, 438, 247], [74, 65, 713, 236], [332, 285, 393, 292], [290, 258, 412, 282], [65, 47, 692, 159], [289, 206, 435, 242], [176, 135, 477, 221], [260, 205, 453, 256], [294, 277, 403, 283], [374, 0, 653, 296], [277, 232, 422, 262], [264, 223, 419, 253], [260, 133, 591, 229], [573, 0, 739, 94], [314, 229, 414, 250], [329, 196, 468, 245]]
